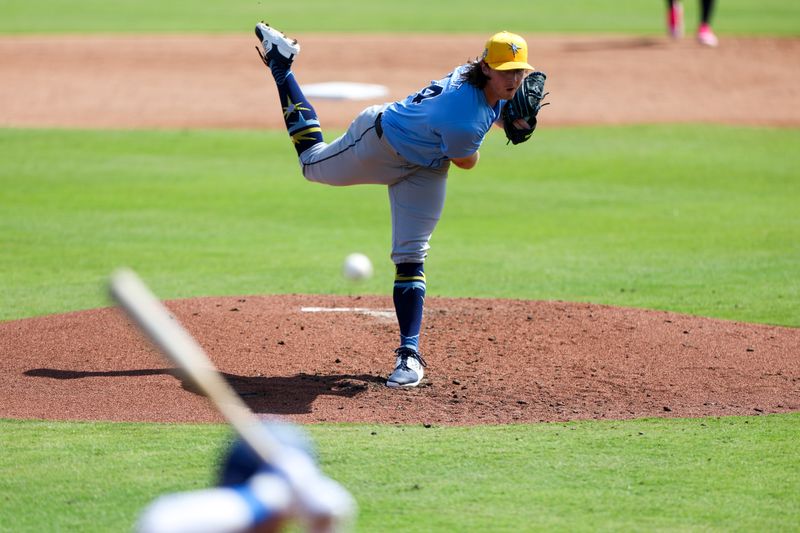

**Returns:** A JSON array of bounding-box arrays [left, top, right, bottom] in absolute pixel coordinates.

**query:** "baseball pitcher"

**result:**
[[254, 23, 548, 388]]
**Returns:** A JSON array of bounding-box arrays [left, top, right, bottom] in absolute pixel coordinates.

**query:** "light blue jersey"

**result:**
[[380, 65, 503, 168]]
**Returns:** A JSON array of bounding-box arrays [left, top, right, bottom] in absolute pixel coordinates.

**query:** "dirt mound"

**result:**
[[1, 295, 797, 425]]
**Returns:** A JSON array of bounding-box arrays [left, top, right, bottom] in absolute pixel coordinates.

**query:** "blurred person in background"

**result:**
[[667, 0, 719, 47]]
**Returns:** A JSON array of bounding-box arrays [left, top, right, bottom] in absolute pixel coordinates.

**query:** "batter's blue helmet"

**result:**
[[218, 420, 317, 487]]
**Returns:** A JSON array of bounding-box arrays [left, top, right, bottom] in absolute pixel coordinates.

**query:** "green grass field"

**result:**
[[1, 0, 799, 35], [2, 416, 799, 532], [2, 126, 798, 326], [2, 124, 798, 532], [2, 2, 799, 531]]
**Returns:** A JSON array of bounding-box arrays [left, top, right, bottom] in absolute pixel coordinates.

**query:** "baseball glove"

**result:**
[[502, 71, 549, 145]]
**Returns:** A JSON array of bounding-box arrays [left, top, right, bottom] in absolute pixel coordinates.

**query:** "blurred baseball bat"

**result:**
[[111, 268, 356, 532], [109, 267, 280, 462]]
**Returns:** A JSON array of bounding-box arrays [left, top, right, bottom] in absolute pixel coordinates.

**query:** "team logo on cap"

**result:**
[[508, 42, 520, 57]]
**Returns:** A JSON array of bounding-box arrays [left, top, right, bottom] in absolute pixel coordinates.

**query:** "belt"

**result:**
[[375, 112, 384, 139]]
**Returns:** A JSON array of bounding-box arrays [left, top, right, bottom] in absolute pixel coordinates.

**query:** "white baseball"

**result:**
[[342, 253, 373, 281]]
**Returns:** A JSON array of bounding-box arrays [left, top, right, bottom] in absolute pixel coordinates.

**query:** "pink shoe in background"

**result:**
[[668, 2, 684, 38], [697, 23, 719, 47]]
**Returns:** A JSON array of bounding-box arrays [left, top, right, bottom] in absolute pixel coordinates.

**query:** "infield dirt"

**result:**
[[1, 34, 799, 129]]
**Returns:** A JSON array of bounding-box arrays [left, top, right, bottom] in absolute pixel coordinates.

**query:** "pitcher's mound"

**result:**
[[1, 295, 798, 425]]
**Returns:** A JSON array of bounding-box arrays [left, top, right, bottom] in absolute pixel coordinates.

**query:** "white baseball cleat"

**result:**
[[386, 347, 427, 388], [255, 22, 300, 66]]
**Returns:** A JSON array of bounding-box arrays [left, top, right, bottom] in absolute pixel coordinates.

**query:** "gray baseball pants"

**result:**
[[299, 104, 449, 265]]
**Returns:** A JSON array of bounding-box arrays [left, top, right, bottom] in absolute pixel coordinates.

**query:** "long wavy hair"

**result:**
[[460, 58, 490, 89]]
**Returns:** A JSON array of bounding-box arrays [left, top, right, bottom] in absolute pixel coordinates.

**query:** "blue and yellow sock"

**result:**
[[268, 69, 323, 156], [393, 263, 426, 352]]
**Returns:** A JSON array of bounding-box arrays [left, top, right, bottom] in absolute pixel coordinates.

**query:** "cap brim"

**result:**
[[488, 61, 535, 71]]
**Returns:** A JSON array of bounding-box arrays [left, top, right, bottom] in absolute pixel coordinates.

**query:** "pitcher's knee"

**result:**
[[298, 144, 328, 182], [391, 245, 430, 265]]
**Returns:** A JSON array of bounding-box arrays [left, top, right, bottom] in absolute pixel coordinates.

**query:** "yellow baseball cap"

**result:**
[[482, 31, 534, 71]]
